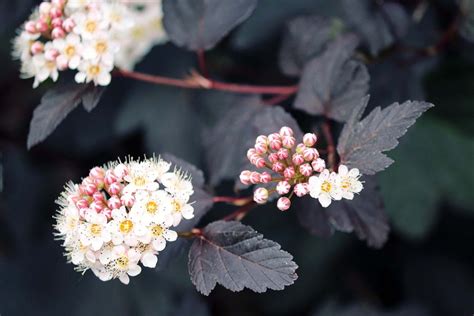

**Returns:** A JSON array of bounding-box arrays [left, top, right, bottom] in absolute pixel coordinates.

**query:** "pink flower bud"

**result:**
[[312, 158, 326, 172], [247, 148, 257, 160], [25, 21, 37, 33], [107, 196, 122, 210], [39, 2, 52, 15], [104, 170, 118, 185], [303, 133, 317, 147], [92, 191, 104, 201], [253, 188, 269, 204], [113, 163, 128, 179], [239, 170, 252, 185], [276, 181, 291, 195], [279, 126, 294, 137], [67, 192, 80, 204], [90, 166, 106, 179], [44, 48, 59, 61], [108, 182, 122, 195], [90, 200, 104, 212], [268, 153, 279, 163], [292, 153, 304, 166], [260, 172, 272, 183], [282, 136, 296, 149], [283, 166, 295, 179], [249, 172, 261, 184], [101, 207, 112, 219], [272, 162, 285, 173], [268, 133, 281, 142], [83, 182, 97, 195], [256, 135, 268, 144], [310, 148, 320, 159], [277, 148, 289, 160], [52, 27, 65, 39], [277, 197, 291, 211], [36, 20, 49, 33], [254, 157, 266, 168], [121, 194, 134, 208], [50, 7, 63, 18], [303, 148, 315, 161], [255, 142, 268, 154], [52, 0, 66, 7], [269, 138, 282, 151], [76, 199, 89, 209], [294, 183, 308, 197], [31, 41, 44, 54], [51, 17, 63, 28], [295, 143, 306, 154], [62, 18, 75, 32], [299, 163, 313, 177]]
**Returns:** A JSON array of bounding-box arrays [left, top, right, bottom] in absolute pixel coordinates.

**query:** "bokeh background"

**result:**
[[1, 1, 473, 315]]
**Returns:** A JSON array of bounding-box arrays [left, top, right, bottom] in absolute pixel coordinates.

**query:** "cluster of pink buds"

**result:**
[[25, 0, 69, 40], [240, 126, 365, 210]]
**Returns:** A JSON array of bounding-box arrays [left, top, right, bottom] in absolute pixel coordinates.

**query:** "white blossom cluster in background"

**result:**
[[241, 126, 364, 211], [12, 0, 167, 88], [54, 157, 194, 284]]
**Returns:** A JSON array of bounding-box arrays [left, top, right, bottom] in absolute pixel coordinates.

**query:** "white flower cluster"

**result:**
[[12, 0, 167, 88], [54, 157, 194, 284], [308, 165, 363, 208]]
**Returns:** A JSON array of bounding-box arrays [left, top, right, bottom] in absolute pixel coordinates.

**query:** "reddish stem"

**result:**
[[115, 69, 298, 95], [197, 49, 209, 78]]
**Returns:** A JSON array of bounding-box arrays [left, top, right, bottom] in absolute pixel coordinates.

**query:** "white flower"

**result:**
[[109, 207, 146, 247], [69, 240, 96, 265], [73, 11, 109, 40], [31, 52, 59, 88], [75, 58, 113, 86], [141, 221, 178, 252], [337, 165, 363, 200], [308, 169, 342, 208], [169, 195, 194, 226], [79, 210, 111, 251], [55, 205, 80, 245], [130, 190, 173, 224], [108, 245, 142, 285], [82, 35, 118, 66], [53, 33, 83, 70], [123, 161, 159, 193], [161, 171, 193, 198]]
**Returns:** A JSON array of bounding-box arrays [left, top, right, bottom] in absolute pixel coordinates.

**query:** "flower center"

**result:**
[[341, 179, 351, 190], [151, 225, 163, 236], [146, 201, 158, 214], [85, 21, 97, 33], [132, 27, 145, 39], [133, 176, 146, 186], [96, 41, 107, 54], [171, 200, 181, 213], [65, 45, 75, 57], [116, 256, 129, 269], [119, 220, 133, 233], [90, 223, 102, 235], [321, 181, 332, 193], [88, 65, 100, 76]]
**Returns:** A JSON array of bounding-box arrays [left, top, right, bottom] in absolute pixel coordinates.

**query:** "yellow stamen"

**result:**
[[133, 176, 146, 186], [119, 220, 133, 233], [116, 256, 129, 269], [321, 181, 332, 193], [85, 21, 97, 33], [146, 201, 158, 214], [90, 223, 101, 235], [88, 65, 100, 76], [151, 225, 163, 237], [65, 45, 75, 57]]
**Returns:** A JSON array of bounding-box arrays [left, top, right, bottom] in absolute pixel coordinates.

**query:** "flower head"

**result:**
[[54, 156, 194, 284], [240, 127, 365, 211], [13, 0, 168, 88]]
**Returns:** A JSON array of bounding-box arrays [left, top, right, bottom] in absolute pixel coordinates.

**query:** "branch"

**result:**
[[115, 69, 298, 95], [322, 119, 337, 170]]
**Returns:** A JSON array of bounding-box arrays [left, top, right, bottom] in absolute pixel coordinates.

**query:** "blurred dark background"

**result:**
[[0, 0, 473, 315]]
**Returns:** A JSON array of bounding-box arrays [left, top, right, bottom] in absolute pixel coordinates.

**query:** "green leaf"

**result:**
[[379, 118, 474, 239]]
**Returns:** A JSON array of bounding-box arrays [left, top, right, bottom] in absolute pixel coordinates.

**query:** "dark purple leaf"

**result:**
[[341, 0, 409, 55], [337, 97, 434, 175], [163, 0, 258, 51], [27, 83, 103, 149], [279, 15, 346, 76], [203, 95, 303, 186], [296, 177, 389, 248], [188, 220, 298, 295], [294, 34, 369, 122]]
